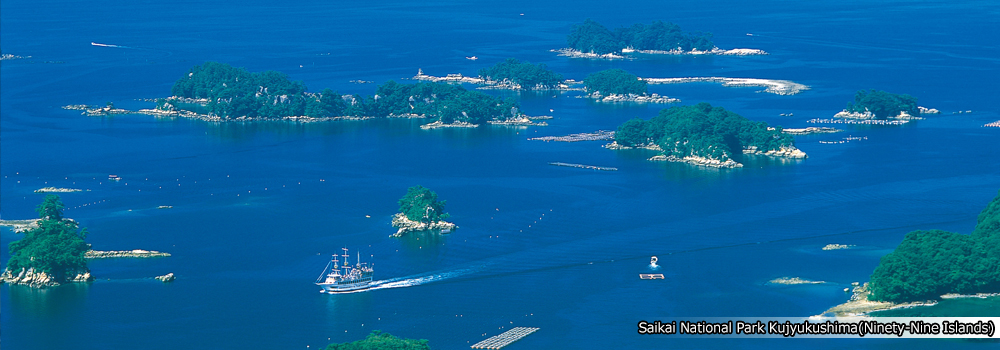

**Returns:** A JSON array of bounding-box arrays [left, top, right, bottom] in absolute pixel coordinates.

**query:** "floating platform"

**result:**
[[471, 327, 539, 349], [548, 162, 617, 171], [639, 274, 664, 279]]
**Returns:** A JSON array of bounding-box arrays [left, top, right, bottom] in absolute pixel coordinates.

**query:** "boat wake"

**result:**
[[367, 265, 486, 291], [91, 42, 134, 49]]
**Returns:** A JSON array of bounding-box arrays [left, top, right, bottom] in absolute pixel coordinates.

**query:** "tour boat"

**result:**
[[316, 248, 374, 294]]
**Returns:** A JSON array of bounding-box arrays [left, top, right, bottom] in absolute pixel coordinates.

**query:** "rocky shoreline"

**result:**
[[85, 249, 172, 258], [0, 267, 93, 288], [742, 146, 807, 159], [783, 127, 842, 135], [0, 219, 41, 233], [583, 92, 680, 104], [607, 141, 806, 168], [552, 47, 768, 60], [648, 154, 743, 168], [155, 273, 176, 282], [824, 282, 937, 317], [622, 47, 768, 56], [412, 69, 582, 91], [768, 277, 825, 285], [643, 77, 808, 95], [832, 107, 934, 121], [390, 213, 457, 237]]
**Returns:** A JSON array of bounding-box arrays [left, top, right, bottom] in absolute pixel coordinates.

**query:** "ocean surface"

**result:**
[[1, 0, 998, 349]]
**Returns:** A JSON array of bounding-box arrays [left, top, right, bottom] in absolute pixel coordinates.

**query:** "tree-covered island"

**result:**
[[567, 19, 714, 55], [826, 190, 1000, 316], [610, 103, 805, 168], [583, 69, 678, 104], [1, 195, 94, 288], [325, 330, 431, 350], [835, 89, 921, 119], [478, 58, 565, 90], [868, 190, 1000, 303], [151, 62, 525, 127], [391, 186, 457, 237]]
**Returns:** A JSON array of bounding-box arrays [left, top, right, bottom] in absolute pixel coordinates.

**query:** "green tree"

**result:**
[[6, 195, 91, 283], [398, 186, 450, 224]]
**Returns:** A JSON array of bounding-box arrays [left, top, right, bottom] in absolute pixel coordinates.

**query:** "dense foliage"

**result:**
[[845, 89, 919, 118], [168, 62, 519, 124], [5, 195, 90, 282], [584, 69, 647, 96], [567, 19, 714, 55], [614, 103, 794, 162], [325, 330, 431, 350], [398, 186, 450, 223], [868, 190, 1000, 303], [478, 58, 564, 89]]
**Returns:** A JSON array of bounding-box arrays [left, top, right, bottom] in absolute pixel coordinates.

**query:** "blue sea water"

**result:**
[[1, 0, 998, 349]]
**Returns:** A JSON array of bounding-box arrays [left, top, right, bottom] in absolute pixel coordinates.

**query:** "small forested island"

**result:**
[[557, 19, 765, 58], [391, 186, 457, 237], [583, 69, 678, 104], [325, 330, 430, 350], [827, 190, 1000, 316], [609, 103, 805, 168], [478, 58, 565, 90], [77, 62, 533, 128], [834, 89, 924, 120], [567, 19, 713, 55], [1, 195, 94, 288]]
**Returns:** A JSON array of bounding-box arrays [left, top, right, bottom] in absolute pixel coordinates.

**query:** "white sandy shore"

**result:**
[[822, 244, 854, 250], [643, 77, 809, 95]]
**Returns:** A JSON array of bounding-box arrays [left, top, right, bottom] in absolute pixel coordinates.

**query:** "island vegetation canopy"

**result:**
[[567, 19, 714, 55], [584, 68, 647, 96], [868, 190, 1000, 303], [398, 186, 450, 224], [614, 103, 794, 164], [4, 195, 91, 284], [845, 89, 920, 119], [478, 58, 564, 90], [167, 62, 521, 124], [325, 330, 431, 350]]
